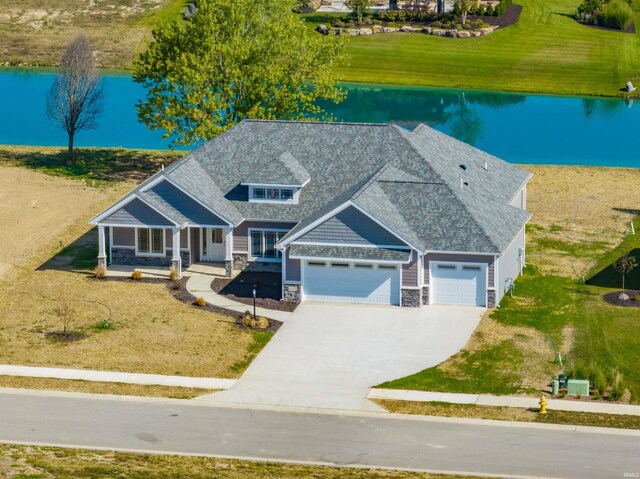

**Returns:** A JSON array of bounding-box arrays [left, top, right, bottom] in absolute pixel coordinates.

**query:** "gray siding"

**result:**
[[496, 226, 525, 304], [233, 220, 297, 252], [424, 253, 495, 287], [101, 198, 175, 227], [297, 206, 406, 247], [146, 181, 227, 226], [164, 228, 189, 249], [285, 248, 301, 282], [402, 250, 419, 287], [112, 227, 134, 247]]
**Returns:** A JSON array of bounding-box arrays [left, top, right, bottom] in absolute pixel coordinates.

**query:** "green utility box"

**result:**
[[567, 379, 589, 397]]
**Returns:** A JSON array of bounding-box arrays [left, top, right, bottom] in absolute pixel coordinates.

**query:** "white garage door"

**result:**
[[303, 261, 400, 305], [431, 262, 486, 306]]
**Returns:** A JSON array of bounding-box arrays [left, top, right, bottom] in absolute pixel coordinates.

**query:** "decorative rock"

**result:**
[[372, 25, 383, 33], [347, 28, 359, 36], [445, 29, 458, 37], [383, 26, 399, 32], [334, 27, 342, 35], [457, 30, 471, 38], [470, 30, 482, 37], [359, 28, 373, 35], [479, 27, 493, 34], [410, 27, 423, 32], [316, 24, 329, 35], [400, 25, 413, 32], [422, 26, 432, 33], [619, 292, 630, 301], [431, 28, 445, 36]]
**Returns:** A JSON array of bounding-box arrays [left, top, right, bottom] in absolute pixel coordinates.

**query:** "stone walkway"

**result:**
[[368, 388, 640, 416], [185, 267, 292, 323], [0, 365, 236, 390]]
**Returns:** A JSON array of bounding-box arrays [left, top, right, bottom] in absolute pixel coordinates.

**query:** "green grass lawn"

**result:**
[[381, 219, 640, 403], [304, 0, 640, 97]]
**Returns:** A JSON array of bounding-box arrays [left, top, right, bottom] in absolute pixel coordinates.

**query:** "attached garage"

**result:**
[[430, 261, 487, 307], [302, 261, 400, 305]]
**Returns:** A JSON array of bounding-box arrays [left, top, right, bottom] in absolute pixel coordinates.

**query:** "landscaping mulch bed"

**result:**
[[468, 4, 522, 28], [603, 290, 640, 307], [580, 20, 635, 34], [211, 271, 299, 313]]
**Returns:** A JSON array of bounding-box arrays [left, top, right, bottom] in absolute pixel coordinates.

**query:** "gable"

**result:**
[[295, 206, 407, 247], [101, 198, 176, 227], [143, 180, 228, 226]]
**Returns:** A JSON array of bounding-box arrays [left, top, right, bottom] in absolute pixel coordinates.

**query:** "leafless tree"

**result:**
[[47, 35, 104, 163]]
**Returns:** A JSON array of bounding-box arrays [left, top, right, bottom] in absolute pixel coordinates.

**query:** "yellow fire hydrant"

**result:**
[[539, 395, 548, 414]]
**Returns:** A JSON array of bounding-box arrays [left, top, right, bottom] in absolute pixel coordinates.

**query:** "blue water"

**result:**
[[1, 70, 639, 166]]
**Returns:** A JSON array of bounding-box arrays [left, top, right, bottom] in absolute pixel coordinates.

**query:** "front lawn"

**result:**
[[380, 165, 640, 403], [304, 0, 640, 97]]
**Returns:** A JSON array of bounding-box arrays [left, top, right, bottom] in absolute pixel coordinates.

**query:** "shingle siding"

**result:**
[[285, 249, 301, 282], [296, 206, 406, 247], [112, 227, 134, 247], [102, 198, 175, 227], [496, 226, 525, 304]]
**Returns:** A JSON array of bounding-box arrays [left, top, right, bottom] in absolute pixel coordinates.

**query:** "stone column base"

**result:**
[[170, 258, 182, 277], [97, 256, 107, 268], [422, 286, 429, 305], [487, 289, 497, 308], [401, 289, 421, 307], [225, 260, 233, 277], [283, 283, 301, 302]]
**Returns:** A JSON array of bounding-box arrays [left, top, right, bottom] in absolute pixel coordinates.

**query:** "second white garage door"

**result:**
[[431, 262, 487, 307], [303, 261, 400, 305]]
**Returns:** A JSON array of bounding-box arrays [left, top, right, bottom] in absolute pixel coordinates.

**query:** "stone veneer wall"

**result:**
[[401, 289, 421, 308], [283, 283, 301, 302], [422, 286, 429, 305], [488, 289, 497, 308], [111, 248, 190, 268]]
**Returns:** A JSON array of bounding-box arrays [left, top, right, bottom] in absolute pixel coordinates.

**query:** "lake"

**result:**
[[1, 70, 639, 166]]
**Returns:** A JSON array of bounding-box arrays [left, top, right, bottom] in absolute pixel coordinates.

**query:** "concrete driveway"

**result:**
[[206, 302, 483, 411]]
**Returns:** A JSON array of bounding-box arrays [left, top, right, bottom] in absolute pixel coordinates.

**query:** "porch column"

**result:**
[[97, 225, 107, 268], [171, 227, 182, 277], [224, 226, 233, 277]]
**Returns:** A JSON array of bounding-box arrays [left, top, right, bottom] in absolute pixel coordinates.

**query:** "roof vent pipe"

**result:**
[[483, 162, 488, 171], [161, 164, 165, 172]]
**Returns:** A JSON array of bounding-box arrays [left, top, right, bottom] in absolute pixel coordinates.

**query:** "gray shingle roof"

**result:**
[[94, 120, 531, 254], [289, 244, 411, 262]]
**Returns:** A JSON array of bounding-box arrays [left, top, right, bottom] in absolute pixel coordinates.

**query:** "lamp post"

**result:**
[[252, 284, 257, 321]]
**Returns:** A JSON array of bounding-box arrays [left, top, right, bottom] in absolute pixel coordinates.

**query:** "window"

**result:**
[[137, 228, 164, 255], [355, 264, 373, 269], [331, 263, 349, 268], [280, 189, 293, 200], [253, 188, 266, 199], [463, 265, 481, 271], [248, 185, 298, 203], [438, 264, 456, 270], [267, 188, 279, 199], [308, 262, 326, 267], [250, 230, 287, 260], [378, 265, 397, 270]]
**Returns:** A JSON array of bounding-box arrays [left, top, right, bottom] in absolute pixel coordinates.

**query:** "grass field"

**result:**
[[0, 0, 186, 69], [380, 165, 640, 403], [375, 400, 640, 430], [0, 445, 484, 479], [0, 149, 268, 396], [306, 0, 640, 97]]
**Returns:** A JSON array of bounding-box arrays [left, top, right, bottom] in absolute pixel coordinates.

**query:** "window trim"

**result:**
[[247, 185, 300, 204], [135, 227, 166, 257], [248, 228, 289, 262]]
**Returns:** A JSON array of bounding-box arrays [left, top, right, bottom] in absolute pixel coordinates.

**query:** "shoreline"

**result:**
[[1, 66, 635, 102]]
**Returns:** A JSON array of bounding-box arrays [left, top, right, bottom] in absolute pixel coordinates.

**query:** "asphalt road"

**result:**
[[0, 391, 638, 479]]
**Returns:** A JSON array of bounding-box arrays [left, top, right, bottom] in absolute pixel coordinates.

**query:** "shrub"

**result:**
[[485, 5, 494, 16], [95, 264, 106, 279], [170, 279, 181, 291], [131, 270, 142, 281], [609, 370, 626, 400], [333, 20, 345, 28], [361, 16, 372, 25], [345, 20, 355, 27], [194, 297, 206, 307], [242, 311, 254, 327], [169, 266, 180, 282], [599, 0, 634, 30], [255, 316, 270, 329], [633, 294, 640, 301]]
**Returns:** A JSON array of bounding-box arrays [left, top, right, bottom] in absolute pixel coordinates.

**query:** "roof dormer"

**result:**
[[241, 151, 309, 204]]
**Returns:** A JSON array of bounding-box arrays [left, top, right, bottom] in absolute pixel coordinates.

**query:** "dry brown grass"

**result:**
[[0, 444, 486, 479], [0, 0, 172, 69], [524, 165, 640, 277], [0, 376, 214, 399], [0, 165, 262, 380]]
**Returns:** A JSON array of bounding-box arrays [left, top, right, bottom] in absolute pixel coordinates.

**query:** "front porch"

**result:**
[[105, 262, 240, 280]]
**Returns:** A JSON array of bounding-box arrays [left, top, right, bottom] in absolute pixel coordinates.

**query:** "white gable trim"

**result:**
[[90, 193, 180, 227], [153, 176, 236, 227]]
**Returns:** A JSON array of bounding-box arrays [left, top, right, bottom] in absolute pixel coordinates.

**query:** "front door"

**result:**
[[201, 228, 226, 261]]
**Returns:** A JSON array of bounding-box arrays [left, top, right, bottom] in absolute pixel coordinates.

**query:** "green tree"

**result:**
[[346, 0, 373, 23], [133, 0, 346, 147], [454, 0, 474, 27], [613, 253, 637, 292]]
